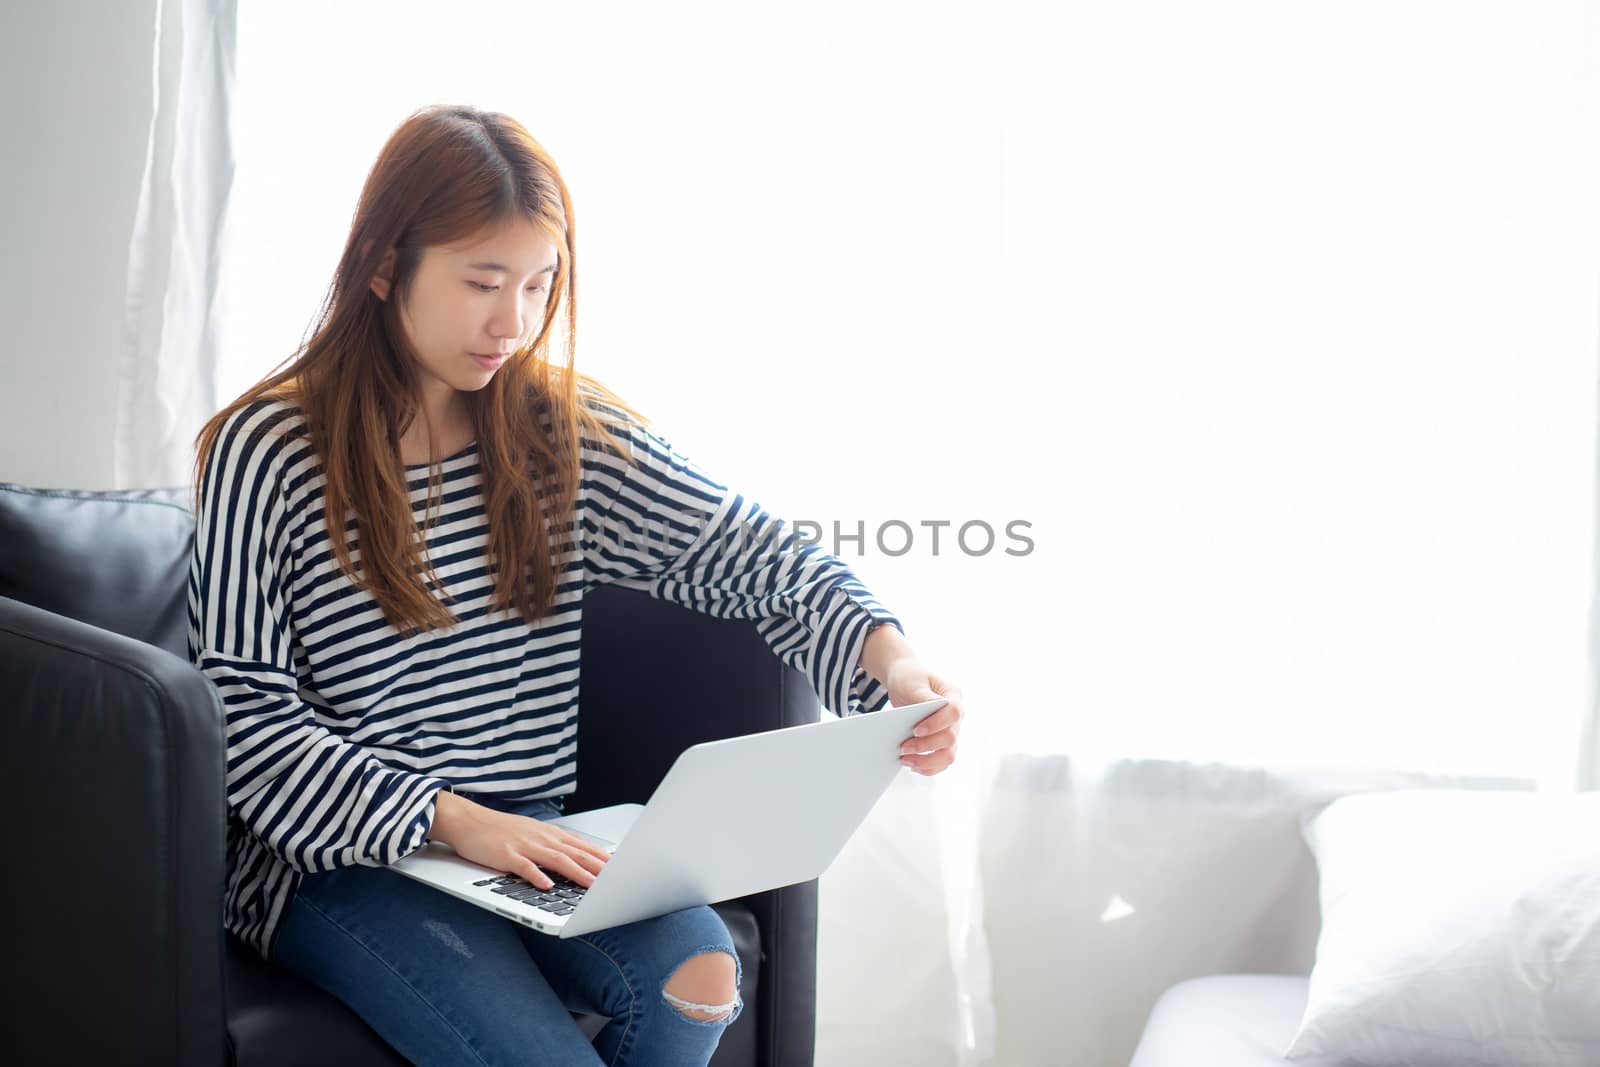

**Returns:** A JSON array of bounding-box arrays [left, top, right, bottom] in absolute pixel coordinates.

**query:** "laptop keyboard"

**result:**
[[473, 871, 587, 916]]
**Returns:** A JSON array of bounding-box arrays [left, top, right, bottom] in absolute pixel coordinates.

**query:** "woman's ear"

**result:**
[[369, 245, 397, 302]]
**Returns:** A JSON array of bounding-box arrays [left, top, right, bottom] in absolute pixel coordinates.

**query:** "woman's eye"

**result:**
[[469, 282, 545, 293]]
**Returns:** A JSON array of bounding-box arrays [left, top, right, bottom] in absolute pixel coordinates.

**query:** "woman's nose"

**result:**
[[488, 293, 525, 340]]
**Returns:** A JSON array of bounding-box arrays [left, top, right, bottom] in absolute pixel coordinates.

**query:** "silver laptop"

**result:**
[[387, 696, 949, 937]]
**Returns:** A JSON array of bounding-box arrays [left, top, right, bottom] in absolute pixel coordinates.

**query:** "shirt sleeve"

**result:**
[[578, 397, 905, 717], [187, 401, 454, 873]]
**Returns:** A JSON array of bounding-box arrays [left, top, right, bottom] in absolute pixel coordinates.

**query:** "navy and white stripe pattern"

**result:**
[[187, 389, 903, 961]]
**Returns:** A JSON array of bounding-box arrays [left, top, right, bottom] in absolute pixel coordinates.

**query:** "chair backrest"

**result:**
[[0, 479, 823, 805], [0, 483, 195, 658]]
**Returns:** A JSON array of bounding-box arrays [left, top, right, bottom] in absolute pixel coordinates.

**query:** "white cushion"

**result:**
[[1131, 974, 1349, 1067], [1287, 788, 1600, 1066]]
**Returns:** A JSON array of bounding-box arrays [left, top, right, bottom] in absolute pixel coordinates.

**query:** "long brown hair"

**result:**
[[193, 104, 648, 638]]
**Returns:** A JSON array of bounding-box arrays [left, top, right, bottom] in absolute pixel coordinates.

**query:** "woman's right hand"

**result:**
[[426, 790, 609, 889]]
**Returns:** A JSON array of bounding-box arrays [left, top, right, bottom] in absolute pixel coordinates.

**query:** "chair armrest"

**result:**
[[575, 582, 820, 1067], [0, 595, 227, 1064]]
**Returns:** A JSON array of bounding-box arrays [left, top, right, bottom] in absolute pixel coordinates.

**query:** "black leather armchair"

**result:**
[[0, 482, 822, 1067]]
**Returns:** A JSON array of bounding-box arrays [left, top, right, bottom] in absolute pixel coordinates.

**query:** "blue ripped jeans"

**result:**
[[271, 792, 743, 1067]]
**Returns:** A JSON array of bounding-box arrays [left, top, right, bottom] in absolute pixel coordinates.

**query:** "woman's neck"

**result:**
[[398, 389, 475, 466]]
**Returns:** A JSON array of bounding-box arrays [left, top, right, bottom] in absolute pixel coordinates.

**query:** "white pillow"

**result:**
[[1286, 787, 1600, 1067]]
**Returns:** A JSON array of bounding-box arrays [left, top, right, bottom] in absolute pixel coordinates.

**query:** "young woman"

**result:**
[[188, 104, 965, 1067]]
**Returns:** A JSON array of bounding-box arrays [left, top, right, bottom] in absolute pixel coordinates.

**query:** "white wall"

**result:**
[[0, 0, 156, 489]]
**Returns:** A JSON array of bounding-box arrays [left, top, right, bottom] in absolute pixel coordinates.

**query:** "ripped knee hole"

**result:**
[[662, 950, 739, 1020]]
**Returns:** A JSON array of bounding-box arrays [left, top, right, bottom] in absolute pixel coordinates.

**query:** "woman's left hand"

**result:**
[[886, 659, 965, 776]]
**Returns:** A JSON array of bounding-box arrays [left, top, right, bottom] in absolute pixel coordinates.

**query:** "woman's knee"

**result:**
[[661, 948, 740, 1023]]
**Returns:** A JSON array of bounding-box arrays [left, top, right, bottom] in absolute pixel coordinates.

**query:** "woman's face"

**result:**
[[375, 216, 559, 404]]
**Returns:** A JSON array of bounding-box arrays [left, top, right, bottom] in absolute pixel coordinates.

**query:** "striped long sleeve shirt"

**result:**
[[187, 390, 905, 962]]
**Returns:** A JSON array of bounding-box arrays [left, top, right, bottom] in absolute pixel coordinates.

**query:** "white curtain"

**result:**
[[115, 0, 237, 491], [130, 2, 1600, 1064], [973, 5, 1600, 1063]]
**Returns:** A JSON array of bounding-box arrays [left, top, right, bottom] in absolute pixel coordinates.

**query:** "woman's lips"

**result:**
[[470, 352, 508, 370]]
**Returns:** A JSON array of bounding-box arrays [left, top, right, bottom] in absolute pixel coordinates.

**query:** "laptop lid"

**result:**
[[559, 696, 948, 936]]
